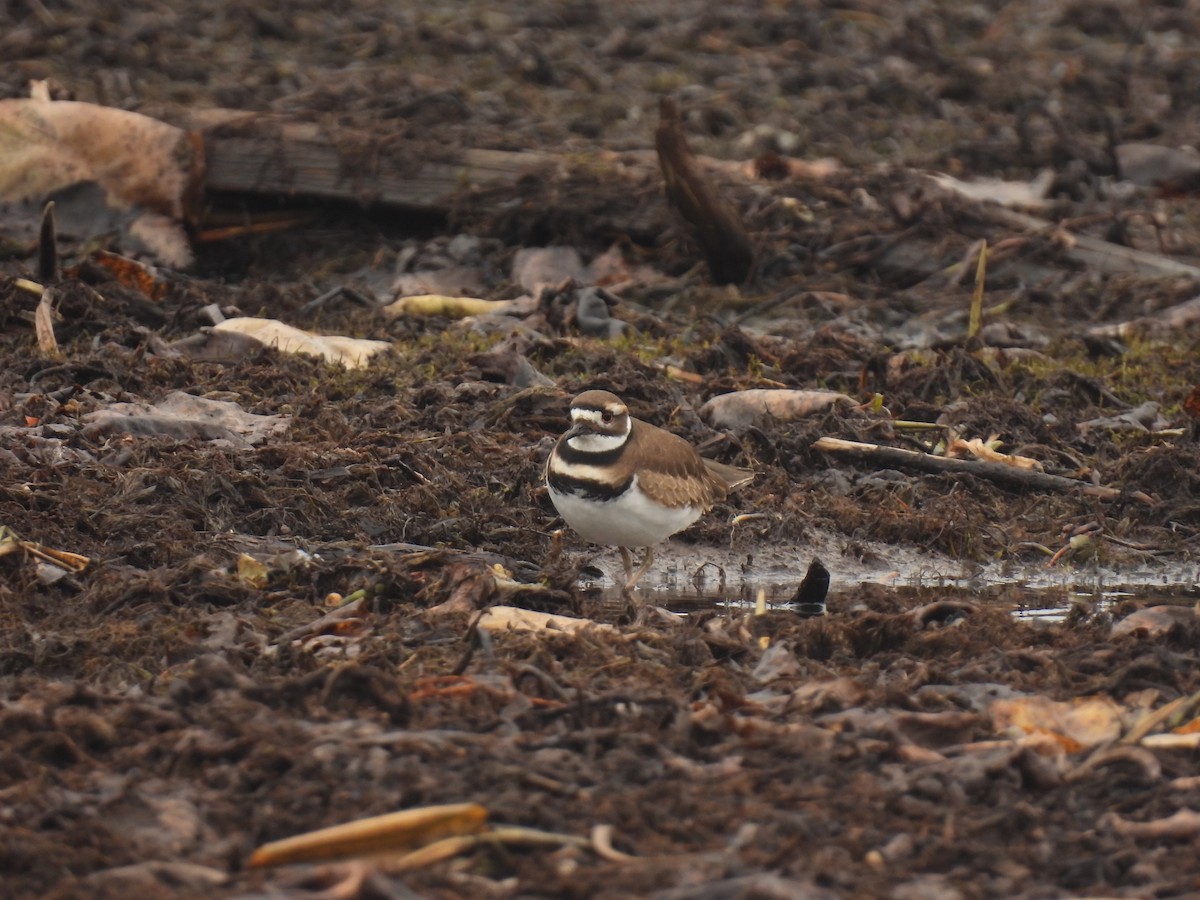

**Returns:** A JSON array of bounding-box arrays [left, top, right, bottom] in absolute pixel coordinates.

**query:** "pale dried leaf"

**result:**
[[991, 695, 1125, 751], [927, 169, 1055, 209], [236, 553, 270, 589], [477, 606, 615, 635], [788, 677, 868, 712], [511, 246, 586, 293], [945, 437, 1044, 471], [0, 97, 200, 266], [378, 834, 479, 873], [752, 641, 803, 683], [701, 388, 855, 430], [79, 861, 228, 893], [0, 97, 199, 218], [1076, 401, 1169, 434], [1111, 605, 1198, 639], [735, 155, 842, 180], [34, 285, 58, 353], [83, 390, 291, 446], [382, 294, 516, 319], [127, 212, 195, 269], [212, 317, 390, 368]]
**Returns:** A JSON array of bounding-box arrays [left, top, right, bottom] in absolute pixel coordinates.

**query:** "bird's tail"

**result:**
[[702, 458, 755, 491]]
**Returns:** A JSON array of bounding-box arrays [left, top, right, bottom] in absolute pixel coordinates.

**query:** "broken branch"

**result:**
[[812, 436, 1136, 501], [655, 97, 753, 284]]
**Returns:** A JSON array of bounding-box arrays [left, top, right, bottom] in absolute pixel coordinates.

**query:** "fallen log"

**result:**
[[158, 106, 1200, 293], [178, 108, 560, 210], [170, 106, 761, 274]]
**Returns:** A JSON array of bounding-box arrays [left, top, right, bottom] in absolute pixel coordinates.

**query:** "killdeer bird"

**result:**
[[545, 390, 753, 590]]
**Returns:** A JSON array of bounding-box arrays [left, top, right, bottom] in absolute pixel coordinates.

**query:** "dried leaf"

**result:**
[[392, 265, 486, 299], [1184, 385, 1200, 420], [34, 285, 59, 354], [752, 641, 803, 683], [376, 835, 478, 874], [82, 391, 291, 446], [476, 606, 615, 635], [248, 803, 488, 868], [927, 169, 1055, 209], [701, 389, 855, 430], [78, 861, 229, 893], [80, 251, 172, 301], [991, 695, 1125, 751], [211, 317, 390, 368], [746, 154, 842, 181], [511, 246, 586, 293], [382, 294, 516, 319], [1076, 401, 1169, 434], [1174, 715, 1200, 735], [0, 527, 89, 572], [946, 436, 1044, 471], [0, 97, 202, 266], [236, 554, 270, 589], [1111, 605, 1198, 639]]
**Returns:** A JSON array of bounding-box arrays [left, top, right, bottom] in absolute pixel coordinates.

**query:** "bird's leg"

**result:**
[[619, 547, 635, 587], [624, 546, 655, 591]]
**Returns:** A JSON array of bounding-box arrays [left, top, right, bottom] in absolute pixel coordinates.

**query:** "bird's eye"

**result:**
[[601, 411, 613, 423]]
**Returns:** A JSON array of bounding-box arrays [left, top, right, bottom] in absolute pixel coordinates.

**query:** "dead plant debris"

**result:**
[[4, 2, 1200, 898]]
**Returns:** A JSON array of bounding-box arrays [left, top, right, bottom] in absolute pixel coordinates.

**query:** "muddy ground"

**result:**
[[4, 1, 1200, 898]]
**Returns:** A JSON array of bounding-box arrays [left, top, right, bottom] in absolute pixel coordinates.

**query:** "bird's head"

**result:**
[[564, 390, 631, 452]]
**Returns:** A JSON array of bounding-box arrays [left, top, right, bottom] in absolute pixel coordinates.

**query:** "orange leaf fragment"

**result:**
[[1184, 385, 1200, 420], [1173, 716, 1200, 735], [86, 250, 172, 301], [990, 695, 1124, 750]]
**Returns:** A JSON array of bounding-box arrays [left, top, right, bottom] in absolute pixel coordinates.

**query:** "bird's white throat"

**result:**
[[565, 408, 631, 454], [566, 431, 627, 453]]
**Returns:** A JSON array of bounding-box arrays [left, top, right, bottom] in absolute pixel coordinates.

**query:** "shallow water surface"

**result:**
[[580, 530, 1200, 622]]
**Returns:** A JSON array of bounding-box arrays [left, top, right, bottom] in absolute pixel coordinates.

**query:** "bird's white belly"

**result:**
[[549, 477, 701, 548]]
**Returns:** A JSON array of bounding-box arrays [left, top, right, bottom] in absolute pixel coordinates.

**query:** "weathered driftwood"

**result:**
[[984, 206, 1200, 281], [174, 107, 756, 274], [186, 110, 560, 210], [1088, 292, 1200, 338], [170, 107, 1200, 293], [812, 435, 1133, 501]]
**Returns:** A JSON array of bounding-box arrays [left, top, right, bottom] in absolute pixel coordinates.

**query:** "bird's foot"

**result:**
[[621, 546, 655, 592]]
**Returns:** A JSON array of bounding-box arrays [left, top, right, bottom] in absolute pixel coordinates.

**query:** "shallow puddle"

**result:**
[[579, 531, 1200, 622]]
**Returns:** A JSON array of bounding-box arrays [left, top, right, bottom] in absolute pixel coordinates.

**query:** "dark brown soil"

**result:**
[[4, 2, 1200, 898]]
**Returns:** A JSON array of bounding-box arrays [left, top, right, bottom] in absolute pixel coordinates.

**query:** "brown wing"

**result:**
[[702, 457, 755, 491], [623, 418, 731, 510]]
